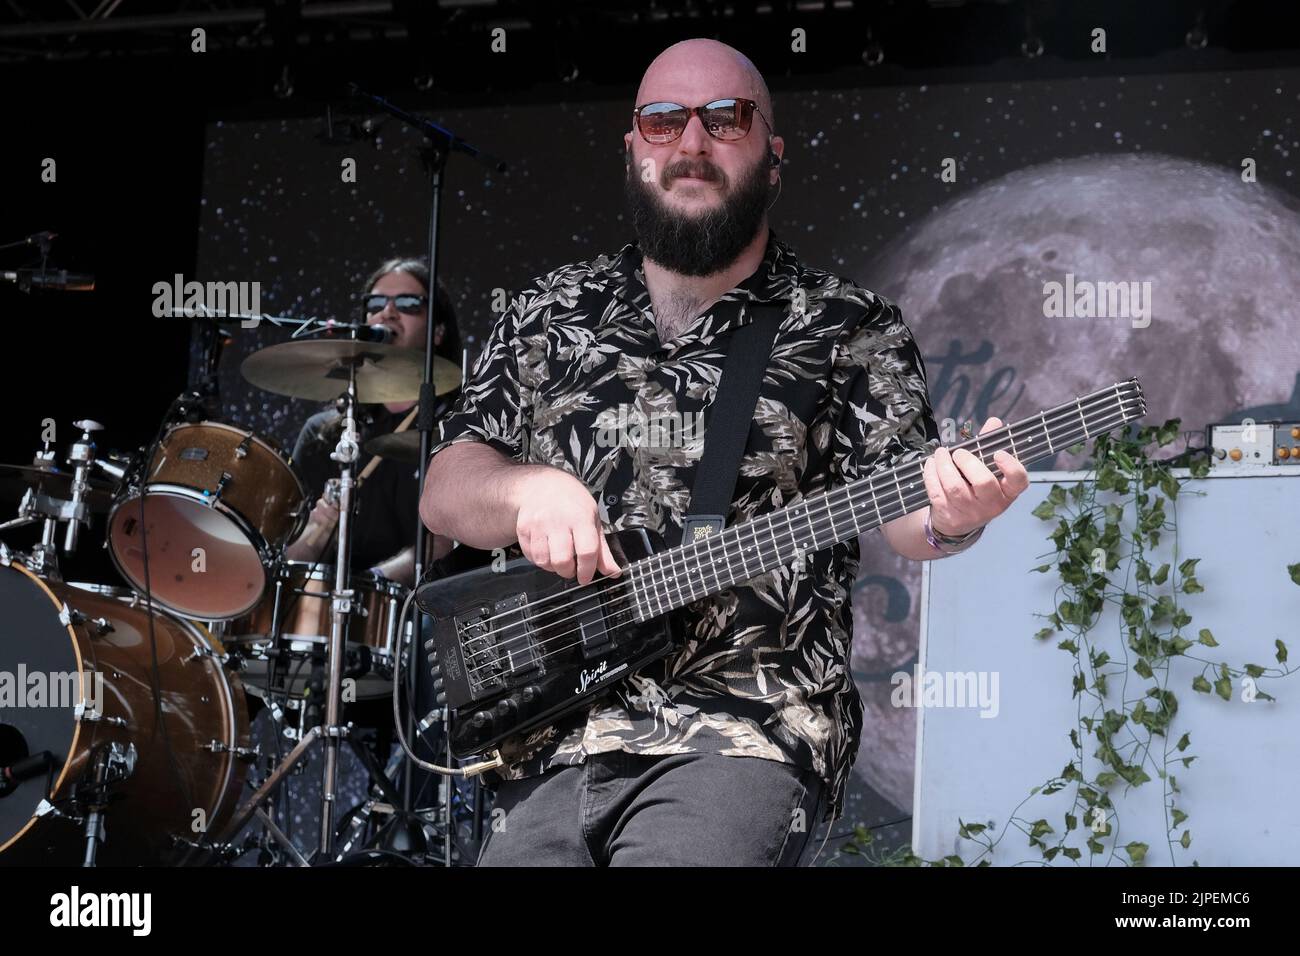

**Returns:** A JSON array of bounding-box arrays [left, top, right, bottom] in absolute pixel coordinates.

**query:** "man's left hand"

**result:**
[[922, 416, 1030, 536]]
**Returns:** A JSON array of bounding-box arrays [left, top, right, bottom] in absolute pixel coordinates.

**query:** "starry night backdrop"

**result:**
[[195, 64, 1300, 854]]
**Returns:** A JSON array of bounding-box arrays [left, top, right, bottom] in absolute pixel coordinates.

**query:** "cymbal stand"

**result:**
[[217, 357, 363, 861]]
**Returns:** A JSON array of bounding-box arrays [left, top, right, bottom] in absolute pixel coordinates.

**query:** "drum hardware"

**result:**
[[62, 420, 103, 554], [80, 741, 138, 867], [219, 344, 375, 859], [73, 705, 128, 728], [204, 740, 261, 761]]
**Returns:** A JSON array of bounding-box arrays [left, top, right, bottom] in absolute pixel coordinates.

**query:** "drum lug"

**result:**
[[75, 703, 127, 728], [186, 644, 229, 666], [58, 603, 85, 627], [209, 470, 233, 504], [35, 798, 78, 823], [0, 541, 11, 566], [205, 739, 261, 762], [235, 435, 252, 459]]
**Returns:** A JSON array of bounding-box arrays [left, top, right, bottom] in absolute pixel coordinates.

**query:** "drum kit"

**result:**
[[0, 316, 467, 866]]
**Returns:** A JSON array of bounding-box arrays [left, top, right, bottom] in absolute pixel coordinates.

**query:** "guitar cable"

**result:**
[[390, 588, 503, 777]]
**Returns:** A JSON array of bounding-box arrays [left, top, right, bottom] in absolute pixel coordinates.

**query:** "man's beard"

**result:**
[[624, 151, 772, 277]]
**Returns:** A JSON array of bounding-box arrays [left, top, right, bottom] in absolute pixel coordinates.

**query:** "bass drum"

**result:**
[[0, 564, 251, 866]]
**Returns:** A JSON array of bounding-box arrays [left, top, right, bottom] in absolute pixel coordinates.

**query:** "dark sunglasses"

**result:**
[[633, 97, 771, 145], [363, 293, 427, 315]]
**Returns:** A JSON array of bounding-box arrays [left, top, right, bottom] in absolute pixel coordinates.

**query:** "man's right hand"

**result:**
[[512, 466, 622, 585]]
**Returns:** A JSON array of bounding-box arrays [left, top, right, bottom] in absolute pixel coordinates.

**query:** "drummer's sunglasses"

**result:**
[[363, 293, 427, 315], [632, 97, 770, 145]]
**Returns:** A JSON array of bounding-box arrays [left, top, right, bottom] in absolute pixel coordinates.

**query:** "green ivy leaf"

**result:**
[[1244, 664, 1266, 679], [1289, 563, 1300, 586], [1063, 846, 1082, 861], [1152, 563, 1170, 585], [1176, 733, 1190, 753], [1276, 640, 1288, 665], [1172, 808, 1188, 827], [1180, 830, 1191, 849], [1124, 842, 1149, 864], [1031, 500, 1057, 521], [1214, 674, 1232, 701], [1192, 675, 1212, 694], [1198, 628, 1218, 647]]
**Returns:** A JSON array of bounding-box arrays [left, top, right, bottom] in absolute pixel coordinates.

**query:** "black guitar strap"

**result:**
[[678, 301, 784, 547]]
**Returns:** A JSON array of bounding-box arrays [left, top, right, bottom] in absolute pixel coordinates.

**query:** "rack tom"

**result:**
[[107, 422, 307, 620]]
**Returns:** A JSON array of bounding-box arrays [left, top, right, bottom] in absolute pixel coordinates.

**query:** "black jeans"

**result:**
[[477, 750, 824, 866]]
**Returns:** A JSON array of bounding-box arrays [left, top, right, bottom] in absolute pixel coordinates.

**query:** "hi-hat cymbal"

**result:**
[[362, 430, 422, 463], [0, 464, 116, 514], [240, 339, 460, 403]]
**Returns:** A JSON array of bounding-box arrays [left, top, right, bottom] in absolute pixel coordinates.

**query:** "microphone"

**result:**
[[359, 323, 395, 344], [320, 322, 395, 344], [0, 752, 53, 795], [2, 268, 95, 292]]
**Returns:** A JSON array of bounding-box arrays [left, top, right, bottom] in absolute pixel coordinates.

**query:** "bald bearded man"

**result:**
[[420, 38, 1028, 867]]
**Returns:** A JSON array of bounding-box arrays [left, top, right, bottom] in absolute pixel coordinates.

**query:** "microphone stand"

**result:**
[[348, 84, 507, 866]]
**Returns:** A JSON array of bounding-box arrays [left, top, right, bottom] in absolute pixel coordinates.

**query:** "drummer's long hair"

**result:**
[[361, 257, 462, 363]]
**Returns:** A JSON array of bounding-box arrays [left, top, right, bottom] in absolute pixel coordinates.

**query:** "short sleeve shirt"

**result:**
[[430, 230, 940, 822]]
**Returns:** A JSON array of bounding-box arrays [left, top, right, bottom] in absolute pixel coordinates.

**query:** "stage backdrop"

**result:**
[[195, 64, 1300, 835]]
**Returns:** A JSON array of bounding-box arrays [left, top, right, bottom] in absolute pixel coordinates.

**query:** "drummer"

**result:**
[[284, 257, 459, 583]]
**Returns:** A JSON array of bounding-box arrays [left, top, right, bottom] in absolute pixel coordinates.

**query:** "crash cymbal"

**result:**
[[240, 339, 460, 403], [0, 464, 115, 514], [362, 430, 421, 464]]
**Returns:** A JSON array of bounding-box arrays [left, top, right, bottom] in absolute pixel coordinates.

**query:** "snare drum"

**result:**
[[224, 561, 408, 701], [106, 421, 307, 620]]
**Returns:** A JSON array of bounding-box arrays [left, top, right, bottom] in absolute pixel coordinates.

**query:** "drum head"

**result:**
[[0, 565, 82, 854], [108, 489, 267, 619]]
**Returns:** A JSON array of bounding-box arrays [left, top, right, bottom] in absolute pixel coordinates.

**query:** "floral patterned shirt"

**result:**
[[430, 229, 940, 822]]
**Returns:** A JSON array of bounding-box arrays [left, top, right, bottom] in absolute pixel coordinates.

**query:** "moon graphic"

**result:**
[[849, 153, 1300, 811]]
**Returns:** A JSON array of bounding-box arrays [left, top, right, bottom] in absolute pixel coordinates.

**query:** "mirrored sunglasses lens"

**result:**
[[639, 104, 687, 142], [702, 100, 747, 139]]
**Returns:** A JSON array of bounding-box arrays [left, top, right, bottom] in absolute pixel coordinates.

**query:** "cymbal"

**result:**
[[362, 430, 422, 463], [0, 464, 116, 514], [240, 339, 461, 403]]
